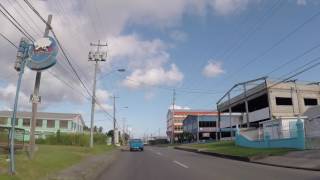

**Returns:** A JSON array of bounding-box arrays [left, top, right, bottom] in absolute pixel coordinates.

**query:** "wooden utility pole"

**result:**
[[29, 15, 52, 159], [88, 40, 107, 148]]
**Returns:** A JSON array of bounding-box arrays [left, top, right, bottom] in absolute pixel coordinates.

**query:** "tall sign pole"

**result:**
[[89, 40, 107, 148], [29, 15, 53, 159], [9, 37, 30, 175]]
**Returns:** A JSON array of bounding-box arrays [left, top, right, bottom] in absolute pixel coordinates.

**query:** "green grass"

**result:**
[[0, 145, 115, 180], [181, 141, 295, 158]]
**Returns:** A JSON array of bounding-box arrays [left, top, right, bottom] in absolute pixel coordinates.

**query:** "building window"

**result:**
[[275, 97, 293, 106], [199, 121, 216, 127], [304, 98, 318, 106], [36, 119, 43, 127], [60, 120, 68, 129], [15, 119, 19, 126], [0, 117, 7, 125], [47, 120, 55, 128], [23, 119, 30, 127], [174, 126, 182, 131]]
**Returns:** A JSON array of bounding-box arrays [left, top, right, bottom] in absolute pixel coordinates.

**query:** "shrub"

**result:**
[[36, 132, 109, 146]]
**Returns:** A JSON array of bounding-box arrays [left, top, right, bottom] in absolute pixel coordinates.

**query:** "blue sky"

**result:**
[[1, 0, 320, 137]]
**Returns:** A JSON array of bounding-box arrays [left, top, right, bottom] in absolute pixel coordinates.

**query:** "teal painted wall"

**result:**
[[235, 119, 305, 150], [0, 117, 84, 142]]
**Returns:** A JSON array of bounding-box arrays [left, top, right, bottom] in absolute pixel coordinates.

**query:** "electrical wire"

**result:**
[[0, 3, 34, 42], [220, 7, 320, 84], [23, 0, 115, 121], [0, 32, 17, 48]]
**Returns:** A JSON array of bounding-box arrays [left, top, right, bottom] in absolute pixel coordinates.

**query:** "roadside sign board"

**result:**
[[27, 36, 58, 71]]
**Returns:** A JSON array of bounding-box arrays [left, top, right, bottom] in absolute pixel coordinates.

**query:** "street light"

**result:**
[[98, 68, 126, 80]]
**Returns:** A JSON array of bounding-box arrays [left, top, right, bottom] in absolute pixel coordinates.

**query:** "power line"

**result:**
[[0, 32, 17, 48], [220, 6, 320, 84], [265, 41, 320, 76], [271, 56, 320, 88], [6, 0, 42, 37], [0, 3, 34, 42], [15, 0, 43, 33], [22, 0, 115, 121], [181, 0, 284, 93], [218, 0, 284, 61]]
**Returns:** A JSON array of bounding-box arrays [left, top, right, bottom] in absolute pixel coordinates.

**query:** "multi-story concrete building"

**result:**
[[0, 111, 85, 140], [217, 77, 320, 130], [183, 113, 242, 141], [166, 109, 216, 142]]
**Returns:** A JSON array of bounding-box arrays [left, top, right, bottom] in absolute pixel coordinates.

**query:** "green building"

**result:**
[[0, 111, 85, 141]]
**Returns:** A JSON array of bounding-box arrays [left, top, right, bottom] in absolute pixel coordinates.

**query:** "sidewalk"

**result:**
[[175, 146, 320, 171], [252, 150, 320, 171]]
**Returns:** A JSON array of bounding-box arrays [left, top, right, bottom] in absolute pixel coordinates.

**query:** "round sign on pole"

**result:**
[[27, 36, 58, 71]]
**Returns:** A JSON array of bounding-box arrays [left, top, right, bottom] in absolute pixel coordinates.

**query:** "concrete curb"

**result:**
[[174, 146, 249, 162], [174, 147, 320, 171], [46, 149, 120, 180]]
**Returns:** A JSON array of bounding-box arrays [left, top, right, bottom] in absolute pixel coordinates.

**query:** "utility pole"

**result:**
[[88, 40, 107, 148], [112, 96, 119, 145], [171, 89, 176, 144], [29, 15, 52, 159], [9, 37, 30, 174]]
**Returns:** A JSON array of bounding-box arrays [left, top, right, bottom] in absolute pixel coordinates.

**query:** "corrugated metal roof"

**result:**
[[0, 111, 85, 125]]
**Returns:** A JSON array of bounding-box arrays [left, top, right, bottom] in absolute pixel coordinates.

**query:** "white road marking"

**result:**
[[156, 152, 163, 156], [173, 160, 189, 169]]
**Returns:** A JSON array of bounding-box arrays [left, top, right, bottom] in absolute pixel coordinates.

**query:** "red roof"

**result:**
[[173, 111, 217, 116]]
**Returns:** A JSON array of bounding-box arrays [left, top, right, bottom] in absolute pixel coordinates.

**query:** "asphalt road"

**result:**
[[97, 146, 320, 180]]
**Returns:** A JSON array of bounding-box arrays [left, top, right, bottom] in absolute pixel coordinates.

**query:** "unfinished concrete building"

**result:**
[[216, 77, 320, 138]]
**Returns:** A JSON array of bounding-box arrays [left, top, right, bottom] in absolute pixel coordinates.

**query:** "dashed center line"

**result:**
[[173, 160, 189, 169]]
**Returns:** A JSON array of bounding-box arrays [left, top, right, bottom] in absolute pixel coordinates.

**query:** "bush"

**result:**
[[36, 132, 109, 146]]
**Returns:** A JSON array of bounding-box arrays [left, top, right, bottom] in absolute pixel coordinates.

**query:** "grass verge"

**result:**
[[0, 145, 114, 180], [181, 141, 295, 158]]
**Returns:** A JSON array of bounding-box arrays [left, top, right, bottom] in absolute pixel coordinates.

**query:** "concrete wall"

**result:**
[[0, 117, 84, 141], [235, 120, 305, 149], [269, 82, 320, 118]]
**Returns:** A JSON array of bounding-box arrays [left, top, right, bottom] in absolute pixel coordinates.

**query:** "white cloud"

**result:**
[[0, 0, 257, 111], [96, 89, 111, 102], [95, 89, 113, 112], [95, 103, 113, 112], [209, 0, 251, 15], [297, 0, 307, 5], [202, 61, 225, 78], [122, 64, 183, 89], [169, 105, 191, 110], [0, 84, 30, 110]]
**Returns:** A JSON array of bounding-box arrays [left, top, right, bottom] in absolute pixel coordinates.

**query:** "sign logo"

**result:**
[[27, 36, 58, 71]]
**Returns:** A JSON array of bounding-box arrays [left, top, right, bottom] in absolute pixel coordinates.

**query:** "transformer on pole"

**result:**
[[88, 40, 107, 148]]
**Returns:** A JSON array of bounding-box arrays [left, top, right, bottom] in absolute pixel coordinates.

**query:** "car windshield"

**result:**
[[130, 139, 142, 143]]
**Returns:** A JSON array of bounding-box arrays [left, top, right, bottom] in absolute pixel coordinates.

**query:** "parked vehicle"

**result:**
[[129, 139, 144, 151]]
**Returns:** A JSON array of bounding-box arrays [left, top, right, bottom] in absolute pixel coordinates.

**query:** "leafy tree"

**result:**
[[98, 126, 103, 133], [107, 130, 114, 138]]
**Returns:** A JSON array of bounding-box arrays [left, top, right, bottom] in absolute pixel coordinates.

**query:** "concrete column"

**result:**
[[265, 80, 273, 120], [228, 93, 233, 138], [217, 110, 221, 140], [243, 84, 250, 128]]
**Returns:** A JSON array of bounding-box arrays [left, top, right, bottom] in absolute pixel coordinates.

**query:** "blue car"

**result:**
[[129, 139, 144, 151]]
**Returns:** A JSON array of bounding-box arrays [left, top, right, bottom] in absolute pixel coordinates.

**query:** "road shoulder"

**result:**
[[45, 149, 120, 180], [174, 146, 320, 171]]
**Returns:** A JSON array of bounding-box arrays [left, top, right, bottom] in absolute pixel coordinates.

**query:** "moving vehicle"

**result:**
[[129, 139, 144, 151]]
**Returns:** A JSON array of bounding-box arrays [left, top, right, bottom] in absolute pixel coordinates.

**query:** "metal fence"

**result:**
[[0, 126, 26, 151]]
